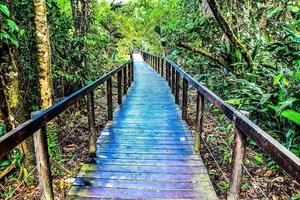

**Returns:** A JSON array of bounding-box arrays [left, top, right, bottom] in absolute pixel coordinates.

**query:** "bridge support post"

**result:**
[[171, 66, 175, 94], [117, 71, 122, 104], [160, 58, 164, 77], [228, 125, 246, 200], [123, 65, 127, 95], [194, 92, 204, 153], [128, 62, 132, 86], [175, 71, 180, 104], [157, 57, 160, 74], [168, 63, 171, 86], [131, 61, 134, 83], [182, 78, 188, 120], [107, 77, 113, 120], [87, 91, 96, 158], [32, 112, 54, 200]]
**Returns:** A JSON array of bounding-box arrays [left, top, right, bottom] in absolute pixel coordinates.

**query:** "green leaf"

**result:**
[[241, 183, 250, 189], [4, 19, 19, 32], [260, 94, 272, 105], [225, 98, 250, 105], [0, 160, 10, 168], [7, 33, 19, 47], [253, 154, 264, 164], [0, 32, 18, 47], [273, 73, 282, 85], [283, 78, 289, 86], [0, 3, 10, 17], [288, 5, 300, 13], [0, 32, 10, 40], [295, 71, 300, 81], [281, 109, 300, 126], [267, 6, 283, 19]]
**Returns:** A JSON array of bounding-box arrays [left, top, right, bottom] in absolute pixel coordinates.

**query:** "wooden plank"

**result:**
[[80, 164, 206, 174], [68, 187, 214, 199], [77, 171, 207, 182], [95, 153, 202, 160], [92, 158, 204, 167]]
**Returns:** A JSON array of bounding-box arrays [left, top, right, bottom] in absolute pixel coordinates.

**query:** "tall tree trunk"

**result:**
[[206, 0, 253, 68], [33, 0, 53, 109], [0, 41, 36, 183], [34, 0, 61, 159]]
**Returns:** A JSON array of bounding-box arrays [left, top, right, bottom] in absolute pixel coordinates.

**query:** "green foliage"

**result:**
[[0, 3, 19, 46], [241, 182, 251, 190], [0, 3, 10, 17], [217, 181, 230, 191], [253, 153, 265, 165]]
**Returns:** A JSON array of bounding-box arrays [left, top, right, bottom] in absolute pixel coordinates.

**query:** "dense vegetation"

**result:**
[[0, 0, 299, 198]]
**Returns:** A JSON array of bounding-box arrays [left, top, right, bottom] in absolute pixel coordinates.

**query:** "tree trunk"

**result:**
[[0, 41, 36, 184], [33, 0, 54, 109], [34, 0, 61, 159], [206, 0, 253, 68]]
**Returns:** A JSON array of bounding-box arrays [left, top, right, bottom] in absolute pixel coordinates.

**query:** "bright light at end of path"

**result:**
[[133, 53, 143, 61]]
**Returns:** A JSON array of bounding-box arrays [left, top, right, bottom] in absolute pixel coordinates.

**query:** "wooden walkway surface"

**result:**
[[68, 54, 217, 199]]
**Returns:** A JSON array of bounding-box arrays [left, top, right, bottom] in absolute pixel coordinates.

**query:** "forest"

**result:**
[[0, 0, 299, 199]]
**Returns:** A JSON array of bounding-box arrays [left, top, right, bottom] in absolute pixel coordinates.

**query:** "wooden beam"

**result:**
[[32, 112, 53, 200], [87, 91, 96, 157]]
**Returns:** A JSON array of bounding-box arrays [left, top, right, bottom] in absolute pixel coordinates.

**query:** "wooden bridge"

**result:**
[[0, 52, 299, 199], [67, 54, 217, 199]]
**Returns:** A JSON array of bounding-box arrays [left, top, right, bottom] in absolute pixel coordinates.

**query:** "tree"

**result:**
[[0, 1, 35, 183], [33, 0, 61, 159]]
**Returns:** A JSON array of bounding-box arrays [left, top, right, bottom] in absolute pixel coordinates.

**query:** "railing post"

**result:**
[[123, 65, 127, 95], [194, 92, 204, 153], [168, 63, 171, 86], [228, 124, 246, 200], [182, 78, 188, 120], [131, 61, 134, 83], [87, 91, 96, 158], [128, 62, 132, 86], [32, 112, 54, 200], [117, 71, 122, 105], [157, 57, 160, 74], [171, 66, 175, 94], [166, 62, 170, 83], [107, 77, 113, 120], [161, 58, 164, 77], [175, 71, 180, 104]]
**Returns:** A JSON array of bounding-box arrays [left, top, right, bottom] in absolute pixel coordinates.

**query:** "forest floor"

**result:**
[[186, 93, 300, 199]]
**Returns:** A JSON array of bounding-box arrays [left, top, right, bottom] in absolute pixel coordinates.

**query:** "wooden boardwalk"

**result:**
[[68, 54, 217, 199]]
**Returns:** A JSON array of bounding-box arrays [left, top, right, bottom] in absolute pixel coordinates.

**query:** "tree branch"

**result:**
[[177, 42, 237, 75], [206, 0, 253, 67]]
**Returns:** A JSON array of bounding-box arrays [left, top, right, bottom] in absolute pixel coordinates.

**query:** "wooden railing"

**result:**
[[0, 59, 134, 199], [141, 51, 300, 200]]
